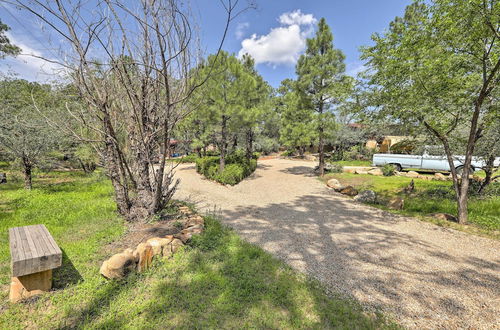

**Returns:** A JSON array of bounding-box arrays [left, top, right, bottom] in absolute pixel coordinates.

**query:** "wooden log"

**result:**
[[9, 269, 52, 303]]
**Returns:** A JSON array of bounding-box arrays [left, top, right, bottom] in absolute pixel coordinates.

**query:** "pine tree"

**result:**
[[296, 18, 352, 175]]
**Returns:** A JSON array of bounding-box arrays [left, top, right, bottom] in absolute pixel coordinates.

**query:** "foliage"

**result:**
[[185, 51, 272, 170], [168, 154, 198, 164], [0, 19, 21, 58], [73, 144, 99, 173], [277, 79, 316, 155], [329, 163, 344, 173], [0, 79, 65, 188], [11, 1, 242, 221], [360, 0, 500, 223], [296, 18, 353, 175], [382, 164, 396, 176], [338, 145, 374, 162], [196, 150, 257, 185], [389, 139, 419, 155]]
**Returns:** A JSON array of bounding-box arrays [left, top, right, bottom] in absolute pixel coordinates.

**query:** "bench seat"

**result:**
[[8, 224, 62, 302]]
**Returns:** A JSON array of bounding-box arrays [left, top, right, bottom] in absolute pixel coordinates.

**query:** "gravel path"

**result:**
[[173, 158, 500, 329]]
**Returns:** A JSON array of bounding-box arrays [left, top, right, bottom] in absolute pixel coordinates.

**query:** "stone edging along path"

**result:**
[[99, 206, 204, 279]]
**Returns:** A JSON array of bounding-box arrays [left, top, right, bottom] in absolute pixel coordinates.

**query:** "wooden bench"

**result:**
[[8, 224, 62, 303]]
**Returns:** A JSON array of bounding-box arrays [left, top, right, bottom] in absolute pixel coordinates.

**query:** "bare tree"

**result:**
[[8, 0, 249, 221]]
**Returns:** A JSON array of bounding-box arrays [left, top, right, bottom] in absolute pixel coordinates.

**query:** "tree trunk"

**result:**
[[245, 129, 254, 160], [478, 155, 496, 194], [219, 115, 228, 173], [318, 103, 325, 176], [22, 157, 32, 190], [103, 116, 131, 217]]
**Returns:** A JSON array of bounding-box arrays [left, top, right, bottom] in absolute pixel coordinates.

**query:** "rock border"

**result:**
[[100, 206, 204, 280]]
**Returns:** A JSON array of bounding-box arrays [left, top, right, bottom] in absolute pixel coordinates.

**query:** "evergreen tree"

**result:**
[[278, 79, 315, 156], [296, 18, 352, 175]]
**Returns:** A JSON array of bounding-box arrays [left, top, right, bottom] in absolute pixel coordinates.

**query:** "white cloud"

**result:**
[[278, 9, 317, 26], [238, 10, 317, 66], [235, 22, 249, 40], [0, 33, 65, 81], [346, 62, 366, 77]]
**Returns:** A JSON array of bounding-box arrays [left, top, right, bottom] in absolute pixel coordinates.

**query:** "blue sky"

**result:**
[[0, 0, 411, 86]]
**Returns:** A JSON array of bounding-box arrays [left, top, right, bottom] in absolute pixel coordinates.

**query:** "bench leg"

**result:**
[[9, 269, 52, 303]]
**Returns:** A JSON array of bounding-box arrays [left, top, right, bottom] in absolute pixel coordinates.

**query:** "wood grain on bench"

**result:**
[[9, 224, 62, 277]]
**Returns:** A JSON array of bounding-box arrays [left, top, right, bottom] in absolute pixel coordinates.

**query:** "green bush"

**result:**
[[382, 164, 396, 176], [195, 156, 219, 174], [196, 152, 257, 185], [178, 154, 198, 163], [216, 164, 244, 185]]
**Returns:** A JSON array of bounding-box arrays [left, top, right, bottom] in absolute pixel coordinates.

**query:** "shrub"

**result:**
[[195, 152, 257, 185], [179, 154, 198, 163], [216, 164, 245, 185], [329, 163, 343, 173], [195, 156, 219, 175], [382, 164, 396, 176]]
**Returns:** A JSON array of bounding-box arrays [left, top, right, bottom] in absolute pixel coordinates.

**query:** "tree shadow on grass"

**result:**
[[53, 249, 83, 290], [142, 239, 391, 328]]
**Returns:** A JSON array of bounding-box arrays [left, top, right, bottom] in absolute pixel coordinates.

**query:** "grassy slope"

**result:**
[[0, 170, 396, 329], [323, 173, 500, 238]]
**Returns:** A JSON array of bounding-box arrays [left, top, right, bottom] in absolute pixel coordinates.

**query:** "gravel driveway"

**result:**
[[173, 158, 500, 329]]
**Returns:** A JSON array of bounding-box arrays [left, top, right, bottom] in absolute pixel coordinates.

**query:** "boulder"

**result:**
[[387, 197, 404, 210], [146, 237, 173, 256], [178, 206, 192, 215], [406, 171, 419, 178], [340, 186, 358, 196], [100, 251, 136, 279], [367, 168, 383, 176], [354, 169, 368, 175], [186, 215, 204, 227], [428, 213, 458, 223], [175, 225, 203, 243], [354, 190, 376, 203], [327, 178, 344, 191], [342, 167, 357, 174], [162, 238, 185, 258], [135, 243, 154, 272], [305, 154, 317, 161], [171, 238, 184, 253], [434, 173, 446, 181], [124, 248, 138, 263]]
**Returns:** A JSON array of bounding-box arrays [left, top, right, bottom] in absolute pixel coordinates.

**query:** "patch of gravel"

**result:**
[[174, 159, 500, 329]]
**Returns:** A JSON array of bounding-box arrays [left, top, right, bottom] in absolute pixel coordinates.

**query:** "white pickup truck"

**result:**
[[372, 153, 500, 174]]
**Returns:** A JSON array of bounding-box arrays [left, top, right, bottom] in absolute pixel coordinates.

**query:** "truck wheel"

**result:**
[[390, 163, 402, 172], [455, 165, 474, 176]]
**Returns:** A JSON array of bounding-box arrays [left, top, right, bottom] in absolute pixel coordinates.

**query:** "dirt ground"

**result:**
[[173, 158, 500, 329]]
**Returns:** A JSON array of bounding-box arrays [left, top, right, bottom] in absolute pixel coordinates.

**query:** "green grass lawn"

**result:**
[[322, 172, 500, 239], [0, 169, 396, 329]]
